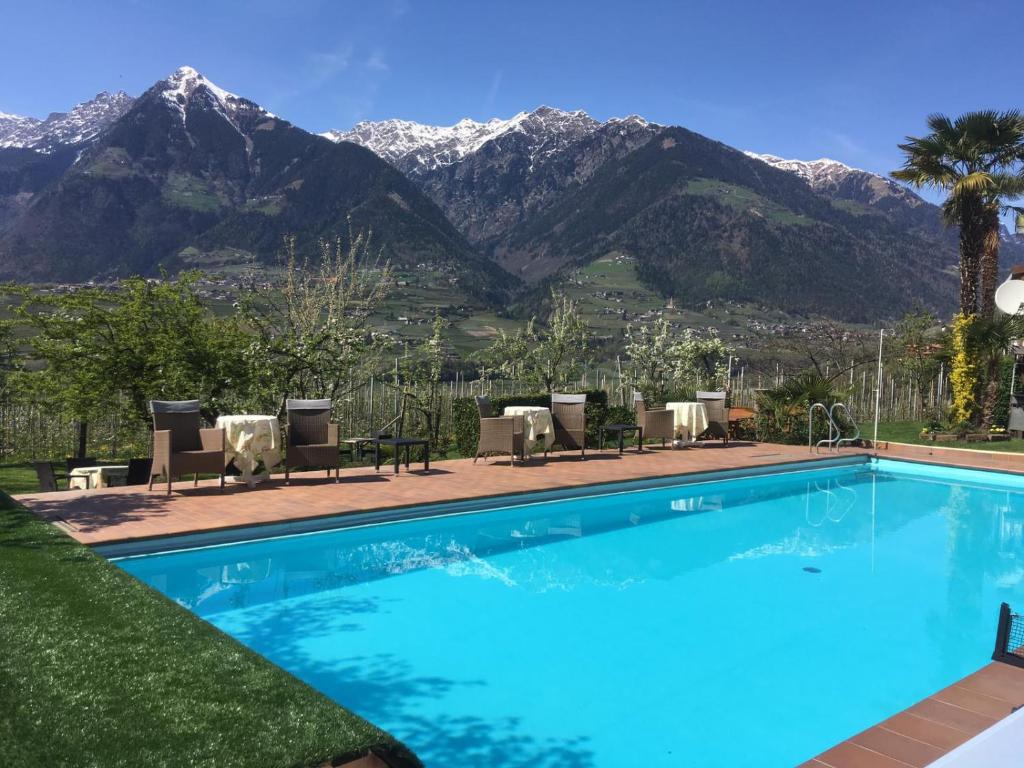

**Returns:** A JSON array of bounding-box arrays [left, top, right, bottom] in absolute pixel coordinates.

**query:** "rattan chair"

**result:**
[[284, 398, 341, 484], [125, 457, 153, 486], [474, 395, 525, 466], [548, 393, 586, 459], [634, 392, 674, 447], [34, 461, 59, 492], [149, 400, 226, 495], [697, 391, 730, 444]]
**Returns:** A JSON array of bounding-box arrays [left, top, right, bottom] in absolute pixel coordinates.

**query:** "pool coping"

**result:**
[[96, 453, 870, 557]]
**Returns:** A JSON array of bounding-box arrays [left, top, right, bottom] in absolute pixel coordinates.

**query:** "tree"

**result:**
[[399, 316, 449, 445], [893, 110, 1024, 317], [238, 231, 392, 415], [6, 273, 246, 432], [890, 310, 942, 408], [625, 319, 733, 405], [966, 313, 1024, 428], [478, 293, 591, 392]]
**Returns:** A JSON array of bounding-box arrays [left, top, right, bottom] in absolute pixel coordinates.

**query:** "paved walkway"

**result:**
[[16, 442, 841, 546]]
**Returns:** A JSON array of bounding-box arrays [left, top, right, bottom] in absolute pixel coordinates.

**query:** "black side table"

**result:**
[[599, 424, 644, 454], [373, 437, 431, 474]]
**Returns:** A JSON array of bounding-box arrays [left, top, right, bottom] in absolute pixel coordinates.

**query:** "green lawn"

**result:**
[[0, 492, 420, 768], [0, 462, 41, 495], [873, 421, 1024, 453]]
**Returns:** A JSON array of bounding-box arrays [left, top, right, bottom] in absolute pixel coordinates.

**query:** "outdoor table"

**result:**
[[503, 405, 554, 453], [373, 437, 430, 475], [215, 414, 282, 487], [665, 402, 709, 442], [340, 437, 377, 460], [599, 424, 644, 454], [68, 464, 128, 490]]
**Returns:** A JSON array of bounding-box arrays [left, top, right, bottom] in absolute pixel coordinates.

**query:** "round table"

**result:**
[[665, 402, 709, 442], [215, 415, 282, 487], [503, 406, 554, 453]]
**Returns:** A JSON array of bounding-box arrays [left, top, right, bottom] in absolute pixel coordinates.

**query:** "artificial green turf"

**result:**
[[872, 421, 1024, 453], [0, 492, 420, 768]]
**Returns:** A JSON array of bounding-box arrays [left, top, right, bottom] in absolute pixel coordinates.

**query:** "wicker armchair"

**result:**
[[548, 393, 586, 459], [284, 398, 341, 484], [697, 391, 730, 444], [149, 400, 226, 495], [474, 395, 525, 466], [634, 392, 674, 447]]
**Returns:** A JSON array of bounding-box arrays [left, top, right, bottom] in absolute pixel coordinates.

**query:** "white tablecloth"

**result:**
[[215, 415, 282, 486], [665, 402, 708, 441], [69, 465, 128, 490], [503, 406, 554, 452]]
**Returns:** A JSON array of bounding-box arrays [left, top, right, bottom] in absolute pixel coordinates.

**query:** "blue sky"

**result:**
[[1, 0, 1020, 182]]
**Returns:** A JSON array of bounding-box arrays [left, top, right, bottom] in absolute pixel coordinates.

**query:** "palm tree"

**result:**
[[966, 312, 1024, 428], [893, 110, 1024, 318]]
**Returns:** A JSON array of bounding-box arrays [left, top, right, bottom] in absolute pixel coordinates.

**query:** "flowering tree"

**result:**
[[238, 231, 393, 415], [625, 319, 732, 405], [478, 293, 591, 392]]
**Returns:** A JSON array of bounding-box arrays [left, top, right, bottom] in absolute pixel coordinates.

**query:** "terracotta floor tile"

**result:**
[[815, 741, 914, 768], [879, 712, 972, 751], [931, 684, 1016, 719], [956, 664, 1024, 703], [18, 443, 864, 546], [904, 698, 995, 736], [849, 726, 944, 767]]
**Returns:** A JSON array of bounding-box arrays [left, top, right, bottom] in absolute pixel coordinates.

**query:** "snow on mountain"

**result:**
[[324, 106, 644, 176], [744, 151, 924, 207], [157, 65, 274, 124], [743, 152, 864, 187], [0, 91, 134, 151]]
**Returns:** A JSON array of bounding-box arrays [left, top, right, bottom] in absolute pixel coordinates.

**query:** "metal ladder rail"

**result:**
[[809, 402, 840, 454], [829, 402, 861, 450]]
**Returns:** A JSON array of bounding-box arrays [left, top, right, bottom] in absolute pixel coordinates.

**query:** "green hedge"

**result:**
[[454, 390, 642, 456]]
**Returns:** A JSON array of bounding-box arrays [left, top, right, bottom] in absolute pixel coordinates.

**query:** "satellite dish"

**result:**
[[996, 276, 1024, 315]]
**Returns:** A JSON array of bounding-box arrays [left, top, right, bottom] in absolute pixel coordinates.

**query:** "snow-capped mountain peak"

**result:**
[[324, 106, 605, 175], [157, 65, 274, 122], [0, 90, 134, 152], [744, 152, 860, 187]]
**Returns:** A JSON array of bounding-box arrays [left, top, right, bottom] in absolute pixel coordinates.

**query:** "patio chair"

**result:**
[[284, 398, 341, 484], [634, 391, 674, 447], [548, 393, 586, 459], [474, 395, 525, 466], [34, 461, 59, 492], [697, 391, 730, 444], [148, 400, 226, 495], [125, 457, 153, 486]]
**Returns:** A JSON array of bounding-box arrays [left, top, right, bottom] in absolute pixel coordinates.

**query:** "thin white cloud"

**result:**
[[484, 70, 503, 113], [365, 50, 389, 73], [307, 43, 354, 88]]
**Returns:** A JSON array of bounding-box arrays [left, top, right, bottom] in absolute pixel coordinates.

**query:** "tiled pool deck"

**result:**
[[16, 440, 1024, 767], [15, 442, 844, 547]]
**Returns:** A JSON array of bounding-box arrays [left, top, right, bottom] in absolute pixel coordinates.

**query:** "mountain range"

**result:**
[[3, 67, 1016, 320]]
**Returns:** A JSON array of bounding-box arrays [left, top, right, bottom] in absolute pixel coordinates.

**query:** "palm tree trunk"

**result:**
[[979, 205, 1001, 319], [980, 357, 1001, 429], [959, 202, 983, 316]]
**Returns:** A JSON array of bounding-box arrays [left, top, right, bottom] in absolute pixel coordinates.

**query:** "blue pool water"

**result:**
[[117, 459, 1024, 767]]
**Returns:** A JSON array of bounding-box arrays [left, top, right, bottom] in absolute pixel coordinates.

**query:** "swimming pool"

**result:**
[[116, 458, 1024, 767]]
